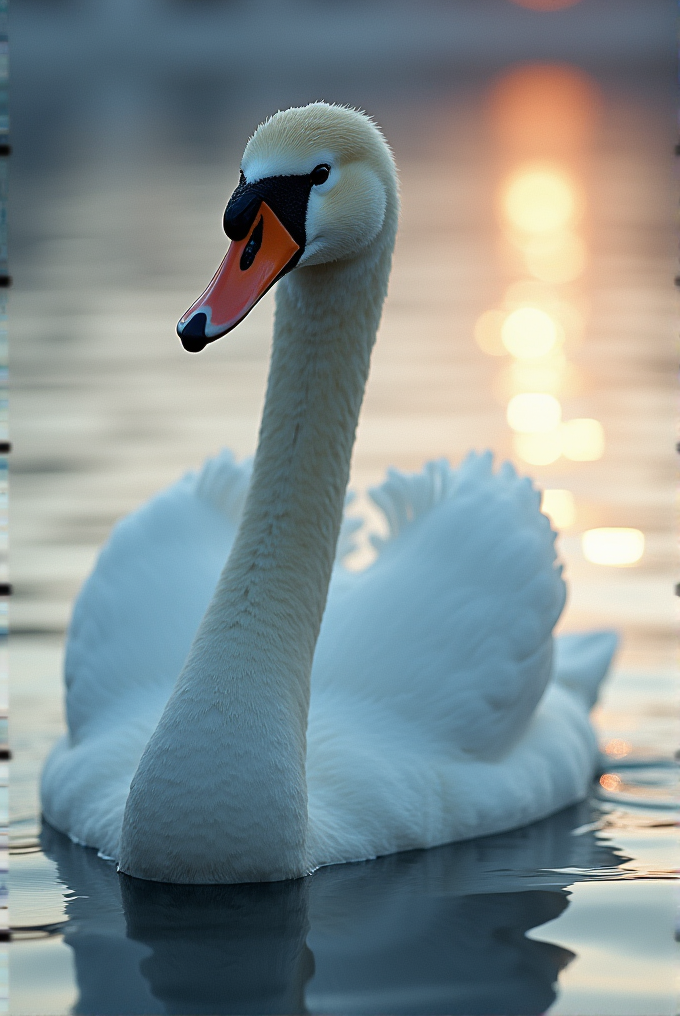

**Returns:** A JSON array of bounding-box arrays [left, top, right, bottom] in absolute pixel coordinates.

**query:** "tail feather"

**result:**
[[553, 631, 619, 708]]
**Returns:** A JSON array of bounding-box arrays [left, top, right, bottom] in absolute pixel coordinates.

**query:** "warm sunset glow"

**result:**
[[501, 306, 558, 359], [513, 431, 562, 465], [523, 230, 587, 284], [487, 64, 601, 158], [474, 309, 507, 356], [582, 528, 645, 566], [541, 488, 575, 528], [507, 393, 561, 433], [562, 418, 605, 460], [489, 63, 599, 481], [504, 167, 576, 235], [599, 773, 622, 792]]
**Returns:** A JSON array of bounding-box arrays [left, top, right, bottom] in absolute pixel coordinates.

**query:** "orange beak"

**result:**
[[177, 201, 300, 352]]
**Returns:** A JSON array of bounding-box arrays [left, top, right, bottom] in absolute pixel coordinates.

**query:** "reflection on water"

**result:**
[[8, 654, 675, 1015], [482, 65, 603, 477], [7, 804, 623, 1016], [11, 785, 678, 1014]]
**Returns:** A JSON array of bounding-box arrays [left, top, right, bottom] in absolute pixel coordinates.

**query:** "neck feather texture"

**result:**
[[119, 207, 396, 884]]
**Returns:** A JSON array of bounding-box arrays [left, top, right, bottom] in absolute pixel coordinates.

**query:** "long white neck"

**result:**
[[119, 201, 397, 884]]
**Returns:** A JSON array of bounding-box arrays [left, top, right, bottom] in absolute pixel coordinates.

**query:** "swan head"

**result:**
[[177, 103, 397, 352]]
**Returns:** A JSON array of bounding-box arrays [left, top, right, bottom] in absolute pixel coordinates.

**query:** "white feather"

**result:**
[[42, 449, 617, 868]]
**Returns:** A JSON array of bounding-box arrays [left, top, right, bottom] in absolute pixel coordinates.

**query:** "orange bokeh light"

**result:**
[[488, 63, 601, 157], [501, 306, 558, 359], [603, 738, 631, 759], [599, 773, 622, 792]]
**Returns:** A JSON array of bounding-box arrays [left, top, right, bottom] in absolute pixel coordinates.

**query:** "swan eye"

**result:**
[[310, 164, 331, 186]]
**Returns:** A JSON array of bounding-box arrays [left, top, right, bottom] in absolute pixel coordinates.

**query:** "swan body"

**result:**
[[41, 103, 617, 883]]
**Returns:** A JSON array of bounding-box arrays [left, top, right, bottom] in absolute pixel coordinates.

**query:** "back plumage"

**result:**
[[313, 452, 565, 758], [42, 449, 616, 866]]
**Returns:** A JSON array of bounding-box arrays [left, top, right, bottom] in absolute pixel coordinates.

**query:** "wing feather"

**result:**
[[314, 453, 566, 758]]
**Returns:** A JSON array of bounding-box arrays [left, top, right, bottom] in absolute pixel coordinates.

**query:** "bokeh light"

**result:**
[[513, 431, 562, 465], [582, 528, 645, 566], [562, 418, 605, 460], [541, 488, 575, 528], [503, 167, 576, 234], [487, 63, 601, 159], [599, 773, 622, 792], [488, 62, 602, 495], [503, 281, 585, 346], [474, 309, 507, 355], [501, 306, 558, 358], [507, 393, 561, 433]]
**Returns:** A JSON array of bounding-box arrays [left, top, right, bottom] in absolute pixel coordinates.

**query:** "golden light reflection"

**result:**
[[501, 306, 558, 358], [582, 528, 645, 567], [474, 309, 507, 356], [603, 738, 631, 759], [501, 165, 586, 283], [513, 431, 562, 465], [562, 418, 605, 460], [523, 230, 586, 284], [541, 488, 575, 528], [507, 393, 561, 433], [599, 773, 622, 792], [487, 63, 601, 479], [503, 166, 576, 235], [503, 281, 585, 346]]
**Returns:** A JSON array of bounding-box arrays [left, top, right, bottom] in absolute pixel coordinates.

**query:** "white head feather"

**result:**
[[242, 103, 398, 266]]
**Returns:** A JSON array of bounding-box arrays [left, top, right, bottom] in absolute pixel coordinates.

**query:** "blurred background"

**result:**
[[8, 3, 679, 1014]]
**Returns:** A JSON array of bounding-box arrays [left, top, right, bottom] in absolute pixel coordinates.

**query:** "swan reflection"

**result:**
[[38, 802, 626, 1015]]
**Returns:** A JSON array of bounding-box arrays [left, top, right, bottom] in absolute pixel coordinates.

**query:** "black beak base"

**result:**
[[222, 173, 314, 251]]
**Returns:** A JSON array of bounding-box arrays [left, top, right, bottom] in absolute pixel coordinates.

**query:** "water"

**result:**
[[8, 1, 678, 1012], [8, 800, 674, 1016]]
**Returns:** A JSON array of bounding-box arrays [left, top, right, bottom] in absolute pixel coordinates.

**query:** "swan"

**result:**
[[41, 102, 618, 884]]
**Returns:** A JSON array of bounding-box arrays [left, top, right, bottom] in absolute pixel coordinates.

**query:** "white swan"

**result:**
[[41, 103, 617, 884]]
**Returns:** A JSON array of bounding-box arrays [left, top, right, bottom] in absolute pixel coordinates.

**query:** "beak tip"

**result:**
[[177, 312, 209, 353]]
